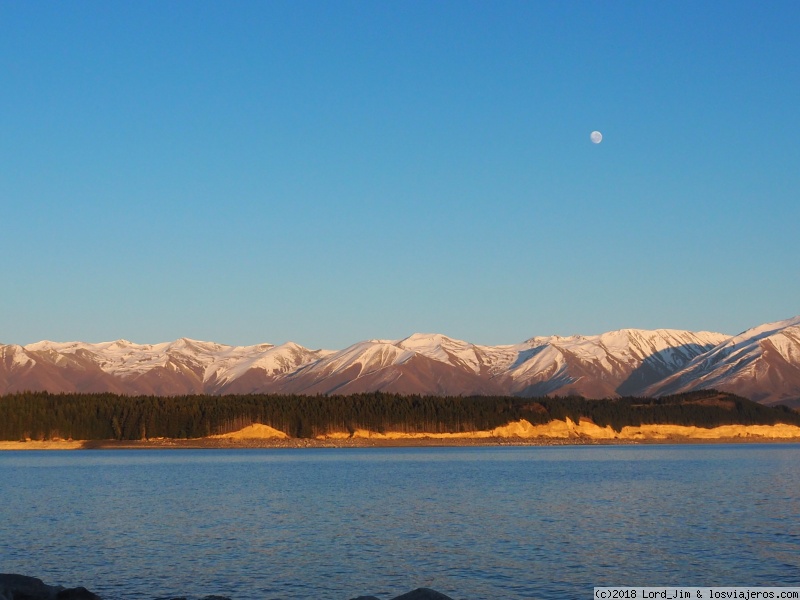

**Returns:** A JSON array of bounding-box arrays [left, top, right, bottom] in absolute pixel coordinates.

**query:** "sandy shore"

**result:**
[[3, 418, 800, 450], [0, 440, 87, 450]]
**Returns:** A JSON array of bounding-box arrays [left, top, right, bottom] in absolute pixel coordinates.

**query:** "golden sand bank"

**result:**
[[0, 440, 86, 450], [208, 423, 289, 440], [318, 418, 800, 442], [3, 418, 800, 450]]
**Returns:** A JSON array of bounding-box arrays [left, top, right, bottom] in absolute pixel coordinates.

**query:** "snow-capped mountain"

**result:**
[[269, 334, 517, 396], [643, 316, 800, 406], [503, 329, 729, 398], [2, 317, 799, 405], [0, 339, 331, 396]]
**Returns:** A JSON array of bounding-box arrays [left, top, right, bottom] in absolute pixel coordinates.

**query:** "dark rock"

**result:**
[[3, 575, 460, 600], [390, 589, 455, 600], [55, 588, 101, 600], [0, 576, 102, 600], [0, 575, 64, 600]]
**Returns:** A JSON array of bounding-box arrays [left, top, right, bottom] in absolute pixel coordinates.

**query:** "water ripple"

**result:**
[[2, 445, 800, 599]]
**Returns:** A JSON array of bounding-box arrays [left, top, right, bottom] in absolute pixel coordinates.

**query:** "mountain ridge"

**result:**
[[2, 316, 799, 406]]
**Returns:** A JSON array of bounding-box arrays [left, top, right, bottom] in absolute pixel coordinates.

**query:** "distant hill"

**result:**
[[2, 316, 799, 406]]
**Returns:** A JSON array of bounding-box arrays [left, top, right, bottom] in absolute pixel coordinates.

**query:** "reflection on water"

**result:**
[[2, 445, 800, 600]]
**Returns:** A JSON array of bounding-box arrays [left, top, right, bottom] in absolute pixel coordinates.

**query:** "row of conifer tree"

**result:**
[[1, 389, 798, 441]]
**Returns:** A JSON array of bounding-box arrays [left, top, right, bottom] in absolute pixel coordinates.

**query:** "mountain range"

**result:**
[[2, 316, 799, 406]]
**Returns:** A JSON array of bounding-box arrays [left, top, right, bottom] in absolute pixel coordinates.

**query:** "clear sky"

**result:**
[[2, 1, 798, 349]]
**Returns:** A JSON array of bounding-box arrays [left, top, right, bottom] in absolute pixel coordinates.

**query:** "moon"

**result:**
[[590, 131, 603, 144]]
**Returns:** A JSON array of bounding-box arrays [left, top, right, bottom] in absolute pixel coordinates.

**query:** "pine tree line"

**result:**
[[0, 390, 797, 441]]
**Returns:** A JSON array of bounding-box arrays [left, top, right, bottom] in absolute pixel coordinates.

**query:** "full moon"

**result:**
[[590, 131, 603, 144]]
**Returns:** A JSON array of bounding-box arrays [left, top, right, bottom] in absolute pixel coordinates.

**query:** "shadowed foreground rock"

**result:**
[[350, 590, 454, 600], [1, 576, 455, 600], [0, 575, 101, 600]]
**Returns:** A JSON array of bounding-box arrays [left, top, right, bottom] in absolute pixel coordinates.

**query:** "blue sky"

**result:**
[[2, 1, 798, 349]]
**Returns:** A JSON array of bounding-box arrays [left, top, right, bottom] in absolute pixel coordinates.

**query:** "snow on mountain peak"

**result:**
[[1, 344, 36, 369], [4, 317, 799, 404], [730, 315, 800, 342], [206, 341, 324, 384], [396, 332, 488, 373]]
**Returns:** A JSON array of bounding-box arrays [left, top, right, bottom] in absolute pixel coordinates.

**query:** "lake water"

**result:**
[[1, 445, 799, 600]]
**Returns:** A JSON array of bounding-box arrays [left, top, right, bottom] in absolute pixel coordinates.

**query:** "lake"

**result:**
[[1, 445, 799, 600]]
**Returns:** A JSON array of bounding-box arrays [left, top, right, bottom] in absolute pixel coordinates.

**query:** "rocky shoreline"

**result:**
[[0, 575, 455, 600]]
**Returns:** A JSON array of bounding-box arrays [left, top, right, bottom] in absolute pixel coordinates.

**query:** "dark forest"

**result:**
[[1, 390, 798, 441]]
